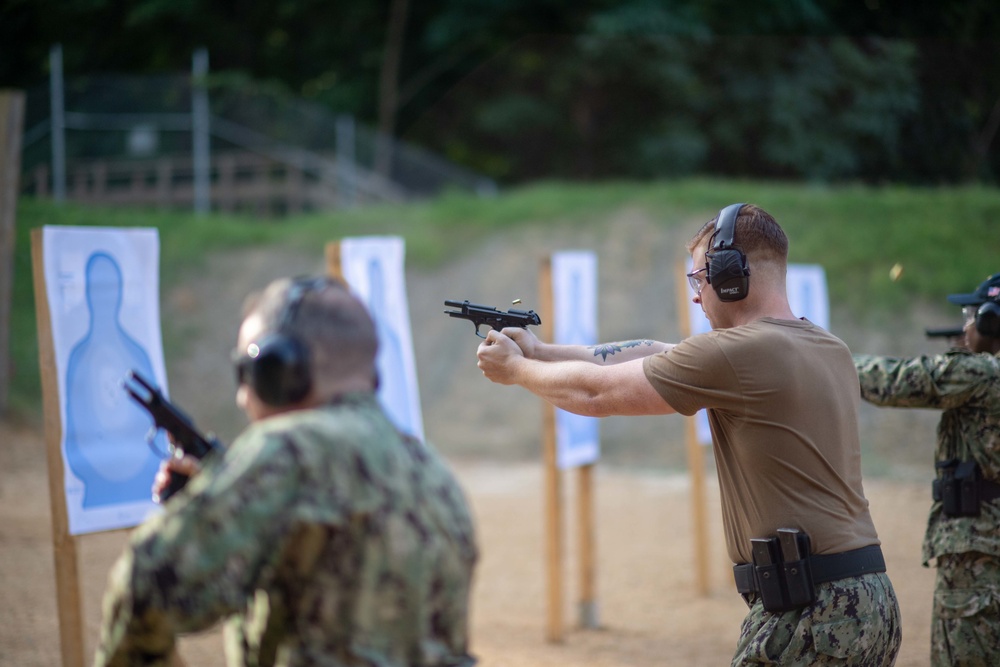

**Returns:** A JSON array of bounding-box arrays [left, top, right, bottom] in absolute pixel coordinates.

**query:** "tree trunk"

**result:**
[[0, 89, 26, 413], [375, 0, 410, 179]]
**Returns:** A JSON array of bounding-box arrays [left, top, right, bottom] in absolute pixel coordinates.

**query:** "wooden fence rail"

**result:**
[[24, 150, 406, 216]]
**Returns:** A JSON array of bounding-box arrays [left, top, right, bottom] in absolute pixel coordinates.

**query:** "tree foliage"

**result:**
[[1, 0, 998, 185]]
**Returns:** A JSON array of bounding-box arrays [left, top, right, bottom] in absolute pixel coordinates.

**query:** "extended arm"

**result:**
[[853, 351, 987, 410], [478, 329, 675, 417], [501, 327, 673, 365]]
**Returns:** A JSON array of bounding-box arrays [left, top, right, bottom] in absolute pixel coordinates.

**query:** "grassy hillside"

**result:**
[[7, 178, 1000, 420]]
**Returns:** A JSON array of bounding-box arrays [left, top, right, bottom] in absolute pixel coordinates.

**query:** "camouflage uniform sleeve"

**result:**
[[852, 351, 989, 410], [94, 427, 307, 667]]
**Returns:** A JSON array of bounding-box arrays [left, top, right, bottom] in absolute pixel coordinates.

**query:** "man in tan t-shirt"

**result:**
[[475, 203, 901, 666]]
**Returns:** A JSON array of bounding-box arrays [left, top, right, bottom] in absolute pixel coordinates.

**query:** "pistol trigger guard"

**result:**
[[475, 325, 487, 339], [144, 426, 170, 460]]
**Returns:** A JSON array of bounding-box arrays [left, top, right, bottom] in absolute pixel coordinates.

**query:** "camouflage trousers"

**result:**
[[931, 551, 1000, 667], [732, 572, 901, 666]]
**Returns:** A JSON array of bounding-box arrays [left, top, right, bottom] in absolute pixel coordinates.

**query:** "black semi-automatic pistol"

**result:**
[[444, 299, 541, 338], [123, 369, 223, 502], [925, 326, 965, 340]]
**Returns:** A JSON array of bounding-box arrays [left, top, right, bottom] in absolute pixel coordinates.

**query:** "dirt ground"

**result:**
[[0, 420, 935, 667]]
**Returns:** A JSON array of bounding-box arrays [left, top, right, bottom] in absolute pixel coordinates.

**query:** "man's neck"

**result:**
[[725, 296, 797, 327]]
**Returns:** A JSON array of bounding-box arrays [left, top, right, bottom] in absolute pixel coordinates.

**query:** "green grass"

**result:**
[[6, 178, 1000, 419]]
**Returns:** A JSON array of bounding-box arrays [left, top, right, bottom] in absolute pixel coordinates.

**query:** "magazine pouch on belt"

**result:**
[[778, 528, 817, 609], [750, 529, 816, 613], [750, 537, 786, 611], [934, 459, 981, 517]]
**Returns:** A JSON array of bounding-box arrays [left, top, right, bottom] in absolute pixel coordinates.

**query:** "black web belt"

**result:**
[[979, 480, 1000, 503], [733, 544, 886, 596]]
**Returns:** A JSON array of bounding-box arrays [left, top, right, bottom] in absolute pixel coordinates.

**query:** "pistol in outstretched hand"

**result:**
[[444, 299, 541, 338], [123, 369, 224, 502]]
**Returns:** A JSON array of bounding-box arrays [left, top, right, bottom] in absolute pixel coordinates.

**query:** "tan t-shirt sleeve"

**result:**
[[642, 333, 742, 417]]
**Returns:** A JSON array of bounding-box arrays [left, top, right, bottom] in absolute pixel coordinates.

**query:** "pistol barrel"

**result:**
[[925, 326, 965, 339]]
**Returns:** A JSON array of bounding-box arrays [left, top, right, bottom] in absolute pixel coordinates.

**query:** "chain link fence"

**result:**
[[21, 55, 496, 216]]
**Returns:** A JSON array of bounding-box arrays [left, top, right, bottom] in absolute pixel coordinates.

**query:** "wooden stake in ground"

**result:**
[[538, 256, 564, 642], [676, 260, 710, 596], [31, 229, 86, 667], [325, 241, 344, 281], [539, 253, 601, 640], [576, 461, 597, 628]]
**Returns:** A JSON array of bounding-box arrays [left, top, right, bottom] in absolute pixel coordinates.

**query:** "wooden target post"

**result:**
[[538, 256, 599, 643], [31, 229, 87, 667], [576, 459, 597, 627], [538, 257, 564, 642], [325, 241, 344, 280], [676, 260, 711, 596]]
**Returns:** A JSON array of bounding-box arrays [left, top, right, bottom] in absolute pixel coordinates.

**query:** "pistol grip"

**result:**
[[155, 471, 190, 504]]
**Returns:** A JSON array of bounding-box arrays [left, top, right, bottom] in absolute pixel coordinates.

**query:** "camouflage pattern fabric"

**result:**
[[93, 393, 478, 667], [853, 350, 1000, 564], [931, 551, 1000, 667], [732, 573, 901, 666], [854, 349, 1000, 666]]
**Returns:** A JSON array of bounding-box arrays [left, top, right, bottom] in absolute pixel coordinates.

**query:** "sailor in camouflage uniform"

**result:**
[[94, 276, 478, 667], [854, 273, 1000, 667]]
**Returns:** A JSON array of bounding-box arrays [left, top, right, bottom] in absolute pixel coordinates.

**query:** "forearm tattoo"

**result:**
[[588, 339, 655, 362]]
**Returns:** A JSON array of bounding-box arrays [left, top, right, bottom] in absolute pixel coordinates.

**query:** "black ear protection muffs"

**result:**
[[976, 300, 1000, 338], [243, 277, 328, 406], [706, 203, 750, 302]]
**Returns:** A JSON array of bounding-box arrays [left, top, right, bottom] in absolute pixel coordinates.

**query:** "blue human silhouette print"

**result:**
[[365, 256, 421, 438], [63, 252, 164, 507]]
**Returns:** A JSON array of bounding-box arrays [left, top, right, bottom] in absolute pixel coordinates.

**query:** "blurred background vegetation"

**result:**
[[3, 0, 1000, 186]]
